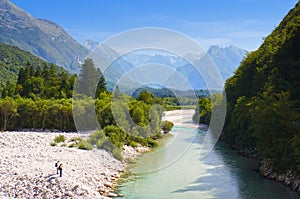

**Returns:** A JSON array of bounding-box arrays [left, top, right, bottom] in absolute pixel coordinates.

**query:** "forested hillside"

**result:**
[[223, 2, 300, 174], [0, 43, 62, 87]]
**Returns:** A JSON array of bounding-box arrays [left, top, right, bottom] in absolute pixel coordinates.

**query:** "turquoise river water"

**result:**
[[116, 112, 299, 199]]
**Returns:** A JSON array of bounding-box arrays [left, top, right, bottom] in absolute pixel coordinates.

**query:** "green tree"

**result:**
[[193, 97, 212, 125], [223, 2, 300, 175], [137, 90, 155, 105], [0, 97, 18, 130], [95, 68, 107, 98], [149, 105, 163, 135], [76, 58, 99, 98]]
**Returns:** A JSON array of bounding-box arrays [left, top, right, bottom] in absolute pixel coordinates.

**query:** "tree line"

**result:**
[[0, 58, 175, 154], [223, 2, 300, 175]]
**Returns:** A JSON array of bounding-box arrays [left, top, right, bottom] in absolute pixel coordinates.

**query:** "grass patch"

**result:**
[[68, 143, 76, 148], [77, 140, 93, 150], [70, 137, 82, 143], [54, 134, 66, 143]]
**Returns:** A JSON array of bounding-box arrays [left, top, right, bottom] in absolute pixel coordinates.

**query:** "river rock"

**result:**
[[277, 174, 285, 182], [284, 177, 291, 186], [292, 180, 300, 191], [107, 192, 118, 197], [104, 182, 113, 188], [0, 131, 128, 199]]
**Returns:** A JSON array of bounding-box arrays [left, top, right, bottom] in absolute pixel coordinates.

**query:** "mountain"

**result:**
[[176, 46, 247, 89], [83, 39, 246, 91], [83, 40, 99, 51], [86, 43, 135, 90], [207, 45, 247, 80], [224, 2, 300, 177], [122, 53, 188, 69], [0, 0, 88, 73], [123, 46, 246, 78], [0, 42, 69, 88]]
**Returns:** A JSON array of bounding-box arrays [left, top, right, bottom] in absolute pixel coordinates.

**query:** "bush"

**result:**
[[70, 137, 82, 143], [125, 134, 157, 147], [161, 121, 174, 133], [112, 147, 123, 161], [95, 137, 123, 160], [98, 138, 115, 152], [54, 134, 66, 143], [78, 140, 93, 150], [146, 138, 158, 147], [129, 140, 138, 148], [103, 126, 127, 148], [68, 143, 76, 148], [151, 133, 162, 140], [88, 130, 106, 145]]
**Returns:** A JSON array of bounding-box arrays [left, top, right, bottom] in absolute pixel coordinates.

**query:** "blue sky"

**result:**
[[10, 0, 298, 51]]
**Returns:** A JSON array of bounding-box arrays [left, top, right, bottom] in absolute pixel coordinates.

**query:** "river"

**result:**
[[116, 110, 299, 199]]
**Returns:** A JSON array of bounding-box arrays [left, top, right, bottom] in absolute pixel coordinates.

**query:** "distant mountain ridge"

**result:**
[[85, 40, 246, 90], [177, 45, 247, 89], [122, 53, 188, 69], [0, 0, 88, 72]]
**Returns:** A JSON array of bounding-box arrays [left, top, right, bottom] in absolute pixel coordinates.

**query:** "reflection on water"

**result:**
[[117, 126, 299, 199]]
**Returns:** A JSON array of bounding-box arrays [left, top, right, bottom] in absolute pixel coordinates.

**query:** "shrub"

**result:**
[[68, 143, 76, 148], [161, 121, 174, 133], [103, 126, 127, 148], [88, 130, 106, 145], [125, 134, 155, 147], [78, 140, 93, 150], [54, 134, 66, 143], [129, 140, 138, 148], [146, 138, 158, 147], [70, 137, 82, 143], [98, 138, 115, 152], [112, 147, 123, 161], [151, 133, 162, 140]]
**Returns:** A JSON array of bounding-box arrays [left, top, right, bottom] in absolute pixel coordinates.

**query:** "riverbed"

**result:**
[[116, 110, 299, 199]]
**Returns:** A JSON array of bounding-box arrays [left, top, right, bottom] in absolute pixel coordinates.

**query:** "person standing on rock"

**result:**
[[58, 163, 63, 177]]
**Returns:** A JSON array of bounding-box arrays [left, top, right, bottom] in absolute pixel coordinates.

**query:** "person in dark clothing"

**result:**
[[55, 161, 60, 174], [58, 163, 63, 177]]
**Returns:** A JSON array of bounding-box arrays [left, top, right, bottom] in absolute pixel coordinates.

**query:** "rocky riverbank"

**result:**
[[0, 131, 147, 198], [259, 159, 300, 194]]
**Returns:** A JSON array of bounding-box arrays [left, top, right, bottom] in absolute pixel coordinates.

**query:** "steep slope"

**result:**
[[208, 45, 247, 80], [0, 42, 65, 86], [0, 0, 88, 72], [177, 46, 246, 89], [224, 2, 300, 176]]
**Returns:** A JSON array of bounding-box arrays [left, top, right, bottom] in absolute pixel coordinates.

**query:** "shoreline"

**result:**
[[0, 110, 189, 198], [222, 140, 300, 195], [259, 159, 300, 194], [0, 131, 148, 198], [115, 109, 197, 196]]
